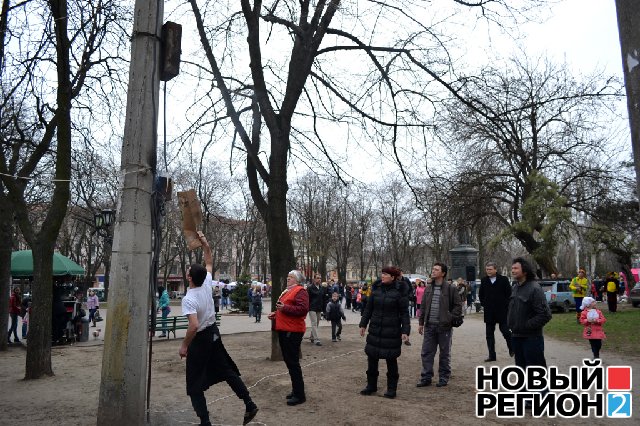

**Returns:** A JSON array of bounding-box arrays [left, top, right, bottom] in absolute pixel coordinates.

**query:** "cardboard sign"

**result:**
[[177, 189, 203, 250]]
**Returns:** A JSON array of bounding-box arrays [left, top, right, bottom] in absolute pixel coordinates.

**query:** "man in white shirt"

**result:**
[[180, 232, 258, 426]]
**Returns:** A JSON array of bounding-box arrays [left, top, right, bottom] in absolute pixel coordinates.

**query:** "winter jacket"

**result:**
[[570, 277, 589, 298], [579, 308, 607, 339], [359, 279, 410, 359], [507, 280, 552, 337], [326, 300, 346, 321], [418, 281, 462, 331], [415, 286, 425, 306], [307, 284, 323, 312], [274, 285, 309, 333], [252, 291, 263, 306], [9, 293, 21, 315], [87, 295, 100, 310], [158, 290, 170, 309], [479, 274, 512, 324]]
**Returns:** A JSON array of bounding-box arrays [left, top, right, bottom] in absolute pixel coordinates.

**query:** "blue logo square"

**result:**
[[607, 393, 632, 418]]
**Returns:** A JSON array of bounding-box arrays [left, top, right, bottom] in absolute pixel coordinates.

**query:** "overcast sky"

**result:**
[[162, 0, 628, 188]]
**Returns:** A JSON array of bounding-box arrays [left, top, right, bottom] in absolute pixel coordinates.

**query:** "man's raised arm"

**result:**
[[197, 231, 213, 274]]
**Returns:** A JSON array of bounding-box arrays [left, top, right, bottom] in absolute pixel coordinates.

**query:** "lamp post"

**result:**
[[94, 209, 115, 299], [94, 209, 116, 244]]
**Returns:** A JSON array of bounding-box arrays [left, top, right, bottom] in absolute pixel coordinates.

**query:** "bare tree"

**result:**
[[0, 0, 128, 378], [439, 55, 622, 275], [180, 0, 546, 358]]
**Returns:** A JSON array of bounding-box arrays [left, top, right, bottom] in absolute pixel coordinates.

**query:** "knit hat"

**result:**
[[581, 297, 596, 310]]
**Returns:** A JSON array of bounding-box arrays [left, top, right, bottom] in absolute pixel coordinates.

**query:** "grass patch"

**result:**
[[544, 305, 640, 358]]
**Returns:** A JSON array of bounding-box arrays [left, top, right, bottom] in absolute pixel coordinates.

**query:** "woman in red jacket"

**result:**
[[8, 287, 22, 344], [268, 270, 309, 406]]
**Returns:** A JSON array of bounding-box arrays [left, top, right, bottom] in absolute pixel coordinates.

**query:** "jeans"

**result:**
[[9, 313, 19, 341], [574, 297, 584, 314], [485, 320, 512, 359], [278, 331, 305, 398], [159, 306, 170, 334], [511, 335, 547, 369], [420, 324, 452, 382], [88, 308, 97, 324]]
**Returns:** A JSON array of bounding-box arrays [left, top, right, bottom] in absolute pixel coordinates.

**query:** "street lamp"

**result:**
[[94, 209, 115, 244]]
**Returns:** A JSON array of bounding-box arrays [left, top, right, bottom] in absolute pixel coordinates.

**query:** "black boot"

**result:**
[[360, 371, 378, 395], [384, 373, 399, 398]]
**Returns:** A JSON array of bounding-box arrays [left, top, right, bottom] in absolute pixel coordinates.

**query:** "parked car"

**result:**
[[539, 279, 575, 313], [630, 283, 640, 308], [169, 291, 184, 299]]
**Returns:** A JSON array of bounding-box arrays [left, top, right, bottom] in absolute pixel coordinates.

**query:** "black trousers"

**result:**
[[367, 356, 398, 377], [589, 339, 602, 358], [189, 375, 251, 422], [607, 292, 617, 312], [278, 331, 305, 398], [485, 321, 512, 358], [330, 320, 342, 339]]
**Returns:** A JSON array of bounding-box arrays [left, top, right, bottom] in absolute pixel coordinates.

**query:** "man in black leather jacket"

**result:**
[[507, 257, 552, 370]]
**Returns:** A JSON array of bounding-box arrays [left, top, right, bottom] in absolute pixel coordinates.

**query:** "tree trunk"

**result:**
[[0, 191, 12, 352], [25, 242, 55, 378], [615, 0, 640, 205], [266, 169, 296, 361], [319, 255, 327, 281]]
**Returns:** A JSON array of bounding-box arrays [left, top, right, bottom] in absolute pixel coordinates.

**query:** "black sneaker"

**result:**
[[416, 380, 432, 387], [286, 396, 306, 406], [243, 406, 259, 425], [436, 379, 448, 387]]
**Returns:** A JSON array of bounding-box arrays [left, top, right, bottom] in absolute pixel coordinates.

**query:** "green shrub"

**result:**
[[230, 283, 251, 312]]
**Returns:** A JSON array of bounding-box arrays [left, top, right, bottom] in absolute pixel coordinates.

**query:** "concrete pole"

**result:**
[[615, 1, 640, 201], [97, 0, 162, 423]]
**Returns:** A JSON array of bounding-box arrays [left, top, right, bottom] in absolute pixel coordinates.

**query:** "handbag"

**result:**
[[451, 316, 464, 328], [95, 309, 103, 322]]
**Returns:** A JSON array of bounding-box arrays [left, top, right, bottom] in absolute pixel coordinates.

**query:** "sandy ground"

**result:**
[[0, 309, 638, 426]]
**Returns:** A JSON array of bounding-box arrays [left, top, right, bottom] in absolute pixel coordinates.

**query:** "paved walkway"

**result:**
[[73, 300, 482, 346]]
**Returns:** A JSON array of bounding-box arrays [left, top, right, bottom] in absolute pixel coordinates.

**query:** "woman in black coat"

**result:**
[[359, 266, 410, 398]]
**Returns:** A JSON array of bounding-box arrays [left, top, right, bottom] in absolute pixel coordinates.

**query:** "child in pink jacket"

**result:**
[[579, 297, 606, 359]]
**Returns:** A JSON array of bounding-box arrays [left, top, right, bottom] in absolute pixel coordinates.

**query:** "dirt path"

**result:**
[[0, 315, 637, 425]]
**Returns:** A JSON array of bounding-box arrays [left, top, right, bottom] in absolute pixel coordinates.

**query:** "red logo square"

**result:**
[[607, 366, 632, 391]]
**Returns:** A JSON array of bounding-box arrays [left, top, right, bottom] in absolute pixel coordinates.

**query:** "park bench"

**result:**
[[151, 313, 221, 339]]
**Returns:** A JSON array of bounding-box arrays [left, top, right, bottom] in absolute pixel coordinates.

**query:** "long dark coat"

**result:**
[[479, 274, 512, 324], [359, 279, 410, 359]]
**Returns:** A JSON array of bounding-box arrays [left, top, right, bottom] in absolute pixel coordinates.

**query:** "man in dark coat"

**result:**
[[507, 257, 552, 370], [306, 275, 323, 345], [479, 262, 513, 362]]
